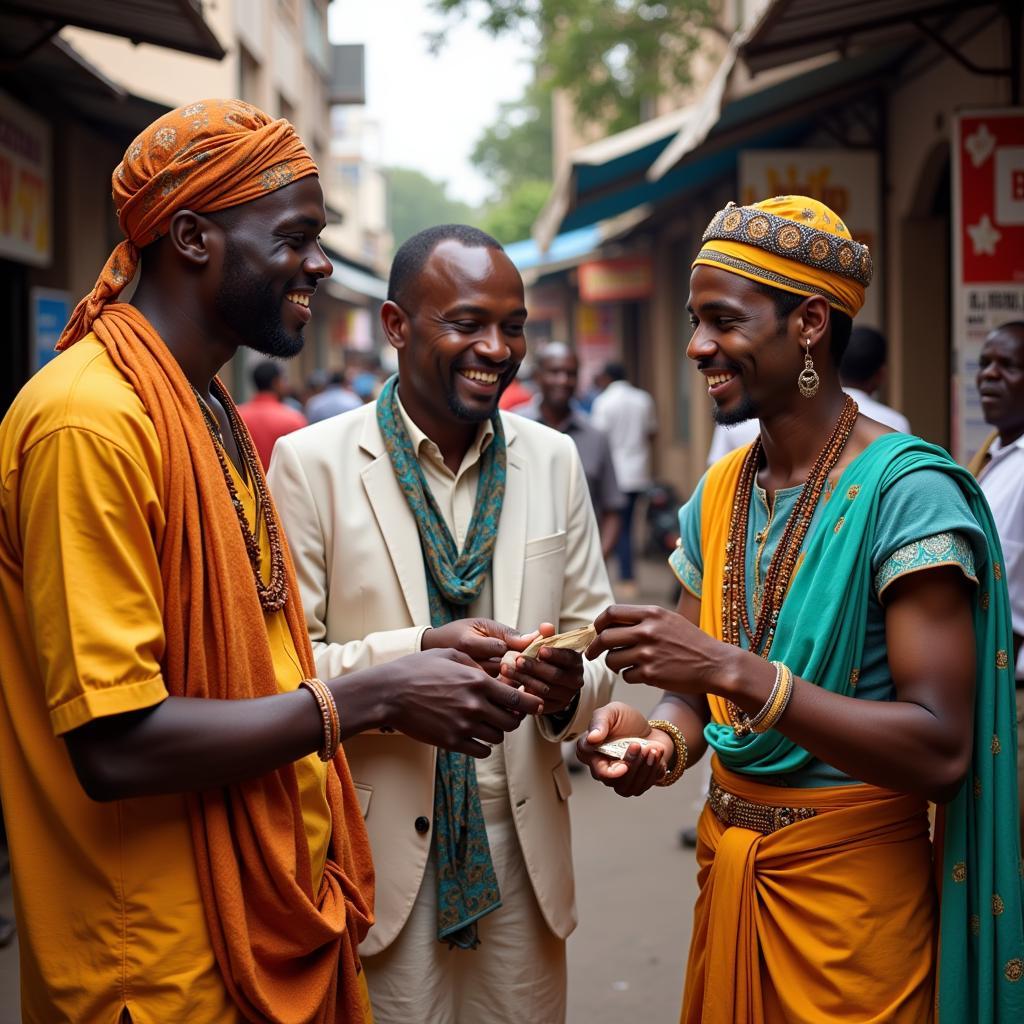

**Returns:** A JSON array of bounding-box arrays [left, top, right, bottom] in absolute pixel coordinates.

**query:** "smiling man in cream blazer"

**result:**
[[269, 224, 616, 1024]]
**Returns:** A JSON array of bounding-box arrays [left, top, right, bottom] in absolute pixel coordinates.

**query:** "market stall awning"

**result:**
[[741, 0, 999, 74], [535, 42, 903, 249], [532, 105, 692, 253], [4, 0, 225, 59], [506, 205, 652, 282], [0, 28, 170, 143], [322, 245, 388, 306]]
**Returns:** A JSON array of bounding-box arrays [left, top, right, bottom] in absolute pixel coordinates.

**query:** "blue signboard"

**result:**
[[31, 288, 71, 373]]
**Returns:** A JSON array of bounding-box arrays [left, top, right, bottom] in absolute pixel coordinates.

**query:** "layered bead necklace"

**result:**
[[191, 381, 289, 612], [722, 395, 858, 726]]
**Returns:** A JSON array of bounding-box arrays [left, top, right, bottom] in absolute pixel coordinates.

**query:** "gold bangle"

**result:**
[[734, 661, 791, 737], [753, 662, 793, 734], [734, 661, 781, 736], [648, 719, 688, 787], [300, 678, 340, 761]]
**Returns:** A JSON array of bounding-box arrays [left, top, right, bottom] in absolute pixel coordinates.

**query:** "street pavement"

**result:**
[[566, 557, 702, 1024], [566, 695, 702, 1023], [0, 556, 702, 1022]]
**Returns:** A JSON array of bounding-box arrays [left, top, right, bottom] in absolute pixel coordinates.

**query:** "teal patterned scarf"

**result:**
[[377, 374, 506, 949]]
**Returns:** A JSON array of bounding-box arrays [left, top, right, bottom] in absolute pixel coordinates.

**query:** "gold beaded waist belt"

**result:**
[[708, 779, 818, 835]]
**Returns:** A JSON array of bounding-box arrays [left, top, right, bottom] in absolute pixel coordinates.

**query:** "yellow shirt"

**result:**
[[0, 336, 331, 1023]]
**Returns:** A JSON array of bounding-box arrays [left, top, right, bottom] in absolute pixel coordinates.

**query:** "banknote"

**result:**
[[595, 737, 651, 760], [519, 624, 597, 660]]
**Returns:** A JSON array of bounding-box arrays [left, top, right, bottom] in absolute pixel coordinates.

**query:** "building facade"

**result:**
[[526, 1, 1022, 495]]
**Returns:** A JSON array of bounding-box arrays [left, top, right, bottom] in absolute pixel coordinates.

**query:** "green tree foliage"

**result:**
[[385, 167, 478, 249], [480, 179, 552, 243], [429, 0, 716, 134], [471, 76, 553, 193], [469, 73, 553, 244]]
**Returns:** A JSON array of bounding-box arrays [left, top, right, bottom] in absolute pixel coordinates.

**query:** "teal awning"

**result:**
[[535, 44, 905, 248]]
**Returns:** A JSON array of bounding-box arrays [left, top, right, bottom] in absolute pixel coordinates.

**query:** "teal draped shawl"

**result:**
[[705, 433, 1023, 1021]]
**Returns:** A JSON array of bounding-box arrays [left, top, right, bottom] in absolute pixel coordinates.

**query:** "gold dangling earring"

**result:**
[[798, 337, 820, 398]]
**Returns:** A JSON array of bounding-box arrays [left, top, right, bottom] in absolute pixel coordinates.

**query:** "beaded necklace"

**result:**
[[722, 395, 858, 726], [191, 382, 288, 612]]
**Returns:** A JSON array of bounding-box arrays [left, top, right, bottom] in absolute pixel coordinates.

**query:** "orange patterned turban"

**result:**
[[692, 196, 872, 318], [58, 98, 318, 349]]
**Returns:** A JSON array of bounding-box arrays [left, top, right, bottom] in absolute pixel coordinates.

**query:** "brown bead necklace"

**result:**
[[722, 395, 858, 726], [191, 382, 289, 612]]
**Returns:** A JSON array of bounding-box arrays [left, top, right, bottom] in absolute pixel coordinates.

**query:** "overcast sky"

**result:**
[[329, 1, 534, 206]]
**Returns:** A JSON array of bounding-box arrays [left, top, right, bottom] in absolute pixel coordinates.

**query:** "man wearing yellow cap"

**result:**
[[0, 100, 545, 1022], [578, 196, 1023, 1021]]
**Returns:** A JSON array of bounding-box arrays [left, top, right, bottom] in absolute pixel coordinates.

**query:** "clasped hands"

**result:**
[[422, 616, 585, 716]]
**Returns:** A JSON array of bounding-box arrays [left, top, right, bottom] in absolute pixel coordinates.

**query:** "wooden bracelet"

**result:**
[[649, 719, 688, 787], [299, 678, 340, 761]]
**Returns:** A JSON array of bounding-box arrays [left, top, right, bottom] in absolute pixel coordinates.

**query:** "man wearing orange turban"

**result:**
[[0, 99, 543, 1022], [579, 197, 1023, 1022]]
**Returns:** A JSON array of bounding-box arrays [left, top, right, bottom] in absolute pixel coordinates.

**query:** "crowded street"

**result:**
[[0, 2, 1022, 1022]]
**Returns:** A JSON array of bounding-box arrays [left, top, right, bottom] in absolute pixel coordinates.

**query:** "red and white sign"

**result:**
[[952, 110, 1024, 461]]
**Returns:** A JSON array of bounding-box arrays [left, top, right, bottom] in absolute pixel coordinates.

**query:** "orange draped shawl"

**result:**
[[90, 303, 374, 1023]]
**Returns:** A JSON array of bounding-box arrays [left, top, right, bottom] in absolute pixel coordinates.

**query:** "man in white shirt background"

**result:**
[[591, 362, 657, 598], [838, 326, 911, 432], [972, 320, 1024, 848]]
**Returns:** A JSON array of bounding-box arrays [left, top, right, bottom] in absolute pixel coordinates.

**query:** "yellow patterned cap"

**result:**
[[692, 196, 872, 317]]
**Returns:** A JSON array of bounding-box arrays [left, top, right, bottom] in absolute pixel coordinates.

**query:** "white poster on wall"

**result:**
[[739, 150, 881, 330]]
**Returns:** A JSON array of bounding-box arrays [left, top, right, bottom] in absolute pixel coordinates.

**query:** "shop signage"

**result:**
[[0, 92, 51, 267], [952, 109, 1024, 462], [574, 302, 619, 393], [739, 150, 881, 329], [578, 256, 653, 303], [31, 288, 70, 372]]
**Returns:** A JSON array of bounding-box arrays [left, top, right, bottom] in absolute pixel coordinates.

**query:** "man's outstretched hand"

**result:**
[[422, 617, 526, 675], [368, 648, 545, 758], [576, 702, 671, 797]]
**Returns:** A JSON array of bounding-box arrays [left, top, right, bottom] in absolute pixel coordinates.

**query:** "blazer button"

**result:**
[[414, 815, 430, 834]]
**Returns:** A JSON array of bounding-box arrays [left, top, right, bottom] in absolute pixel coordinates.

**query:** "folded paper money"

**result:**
[[520, 624, 597, 660], [596, 737, 650, 759]]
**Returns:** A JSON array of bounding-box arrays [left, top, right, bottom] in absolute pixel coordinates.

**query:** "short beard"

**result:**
[[713, 394, 758, 426], [215, 240, 304, 359], [443, 365, 518, 423], [446, 387, 496, 423]]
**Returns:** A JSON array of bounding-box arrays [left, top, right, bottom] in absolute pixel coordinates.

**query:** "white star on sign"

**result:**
[[965, 123, 996, 168], [967, 213, 1001, 256]]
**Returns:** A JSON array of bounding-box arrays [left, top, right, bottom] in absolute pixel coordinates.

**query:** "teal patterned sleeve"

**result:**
[[871, 469, 987, 602], [875, 531, 978, 600], [668, 474, 706, 598]]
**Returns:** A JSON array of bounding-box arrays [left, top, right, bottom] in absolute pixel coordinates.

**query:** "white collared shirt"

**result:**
[[396, 397, 510, 797], [979, 432, 1024, 679]]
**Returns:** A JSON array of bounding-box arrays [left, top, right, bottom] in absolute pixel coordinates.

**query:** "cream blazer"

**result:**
[[269, 402, 617, 955]]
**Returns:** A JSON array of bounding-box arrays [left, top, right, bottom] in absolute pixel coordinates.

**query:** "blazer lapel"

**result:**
[[359, 410, 431, 625], [492, 430, 527, 630]]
